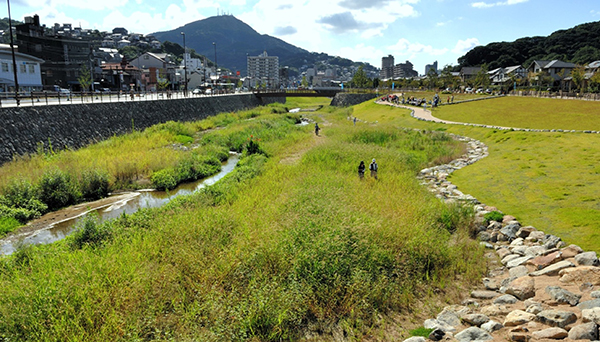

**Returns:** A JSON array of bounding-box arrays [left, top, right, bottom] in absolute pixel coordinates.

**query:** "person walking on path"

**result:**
[[353, 117, 357, 126], [358, 161, 365, 179], [369, 159, 378, 179], [315, 122, 320, 136]]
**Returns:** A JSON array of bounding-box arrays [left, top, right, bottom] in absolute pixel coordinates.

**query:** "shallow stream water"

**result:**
[[0, 154, 240, 255]]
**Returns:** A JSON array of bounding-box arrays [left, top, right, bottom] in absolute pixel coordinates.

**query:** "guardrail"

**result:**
[[0, 89, 241, 108]]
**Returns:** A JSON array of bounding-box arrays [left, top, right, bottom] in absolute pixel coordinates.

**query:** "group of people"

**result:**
[[358, 159, 378, 180]]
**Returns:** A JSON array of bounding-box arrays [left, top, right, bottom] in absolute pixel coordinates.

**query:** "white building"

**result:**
[[247, 50, 279, 88], [0, 46, 44, 92]]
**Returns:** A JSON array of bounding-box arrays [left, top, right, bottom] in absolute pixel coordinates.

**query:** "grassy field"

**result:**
[[434, 96, 600, 131], [352, 98, 600, 252], [0, 102, 485, 341]]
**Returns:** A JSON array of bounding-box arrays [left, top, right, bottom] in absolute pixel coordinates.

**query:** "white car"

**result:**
[[192, 88, 202, 95]]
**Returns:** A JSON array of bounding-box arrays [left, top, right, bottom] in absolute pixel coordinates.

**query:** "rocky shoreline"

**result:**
[[410, 132, 600, 342]]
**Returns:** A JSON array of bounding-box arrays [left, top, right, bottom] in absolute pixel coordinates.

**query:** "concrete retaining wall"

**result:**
[[0, 94, 283, 165]]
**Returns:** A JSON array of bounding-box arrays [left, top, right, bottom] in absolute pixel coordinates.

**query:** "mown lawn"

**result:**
[[0, 102, 485, 341], [434, 96, 600, 131], [353, 99, 600, 252]]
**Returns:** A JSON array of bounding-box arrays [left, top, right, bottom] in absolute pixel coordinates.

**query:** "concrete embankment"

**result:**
[[0, 94, 283, 165]]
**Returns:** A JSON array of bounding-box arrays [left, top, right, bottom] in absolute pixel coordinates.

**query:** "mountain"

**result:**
[[151, 15, 376, 77], [458, 21, 600, 70]]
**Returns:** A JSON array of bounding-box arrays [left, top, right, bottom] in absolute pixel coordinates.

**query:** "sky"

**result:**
[[7, 0, 600, 74]]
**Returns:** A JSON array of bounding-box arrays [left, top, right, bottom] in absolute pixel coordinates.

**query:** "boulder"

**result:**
[[488, 221, 502, 230], [532, 327, 568, 339], [582, 308, 600, 324], [494, 294, 519, 305], [536, 310, 577, 328], [561, 244, 584, 258], [545, 285, 581, 306], [428, 328, 445, 341], [461, 313, 490, 327], [592, 291, 600, 298], [471, 290, 499, 300], [526, 251, 563, 270], [455, 327, 493, 342], [403, 337, 426, 342], [480, 304, 510, 316], [506, 276, 536, 300], [516, 226, 537, 238], [510, 238, 525, 246], [483, 278, 500, 291], [530, 260, 575, 277], [524, 245, 548, 257], [526, 303, 544, 314], [575, 251, 600, 266], [568, 322, 598, 340], [497, 248, 512, 259], [581, 282, 594, 292], [504, 310, 536, 326], [478, 231, 492, 242], [509, 266, 530, 278], [579, 299, 600, 310], [527, 230, 545, 241], [436, 307, 465, 327], [481, 320, 503, 333], [501, 223, 521, 240], [511, 246, 527, 256], [543, 235, 565, 249], [507, 256, 534, 269], [424, 318, 457, 333], [508, 326, 531, 342], [502, 254, 521, 265], [559, 266, 600, 285], [502, 215, 517, 224]]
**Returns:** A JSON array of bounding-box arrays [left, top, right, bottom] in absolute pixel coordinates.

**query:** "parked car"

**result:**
[[465, 87, 473, 93], [192, 88, 202, 95]]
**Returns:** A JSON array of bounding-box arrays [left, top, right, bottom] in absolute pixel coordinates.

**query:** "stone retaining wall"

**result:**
[[0, 94, 283, 165], [330, 93, 378, 107]]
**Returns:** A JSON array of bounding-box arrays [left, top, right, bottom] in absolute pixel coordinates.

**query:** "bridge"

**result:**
[[252, 87, 378, 98]]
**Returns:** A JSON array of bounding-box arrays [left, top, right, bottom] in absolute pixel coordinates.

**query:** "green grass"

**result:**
[[434, 96, 600, 131], [353, 99, 600, 252], [0, 100, 485, 341]]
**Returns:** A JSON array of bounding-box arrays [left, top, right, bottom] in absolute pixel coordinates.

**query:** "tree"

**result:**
[[473, 64, 490, 89], [301, 76, 309, 88], [570, 66, 586, 92], [78, 64, 92, 92], [588, 72, 600, 93], [351, 65, 371, 88], [157, 70, 170, 90], [426, 68, 439, 90]]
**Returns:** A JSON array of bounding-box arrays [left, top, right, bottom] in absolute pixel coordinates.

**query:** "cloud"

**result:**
[[338, 0, 390, 10], [452, 38, 480, 54], [472, 0, 528, 8], [337, 43, 384, 67], [388, 38, 448, 56], [592, 10, 600, 17], [273, 26, 297, 36], [317, 12, 382, 34], [19, 0, 128, 11], [276, 4, 293, 10]]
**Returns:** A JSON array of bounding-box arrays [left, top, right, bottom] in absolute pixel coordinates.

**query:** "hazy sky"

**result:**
[[8, 0, 600, 73]]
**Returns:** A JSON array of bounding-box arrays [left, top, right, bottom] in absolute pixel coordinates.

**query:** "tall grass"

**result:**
[[0, 101, 485, 341]]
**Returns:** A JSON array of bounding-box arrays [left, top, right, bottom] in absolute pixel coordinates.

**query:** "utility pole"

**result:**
[[7, 0, 20, 106]]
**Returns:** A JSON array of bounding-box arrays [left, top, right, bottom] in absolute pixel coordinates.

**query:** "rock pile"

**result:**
[[409, 133, 600, 342]]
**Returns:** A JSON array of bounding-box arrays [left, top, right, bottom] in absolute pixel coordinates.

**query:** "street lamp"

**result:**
[[7, 0, 20, 106], [212, 42, 217, 90], [181, 32, 187, 96]]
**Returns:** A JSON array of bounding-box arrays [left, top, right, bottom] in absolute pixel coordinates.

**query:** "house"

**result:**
[[459, 67, 481, 83], [0, 46, 44, 92], [488, 65, 527, 85], [130, 52, 177, 90], [528, 60, 575, 81]]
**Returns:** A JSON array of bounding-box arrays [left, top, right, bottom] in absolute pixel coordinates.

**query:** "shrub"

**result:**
[[246, 136, 265, 156], [79, 169, 110, 201], [437, 202, 475, 234], [0, 204, 42, 223], [68, 214, 112, 250], [410, 327, 434, 337], [38, 169, 80, 211], [175, 134, 194, 144], [0, 217, 20, 236], [151, 168, 178, 190], [1, 179, 43, 211], [484, 211, 504, 224]]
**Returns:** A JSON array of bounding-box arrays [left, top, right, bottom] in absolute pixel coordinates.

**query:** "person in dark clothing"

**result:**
[[358, 161, 365, 179], [315, 123, 320, 136]]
